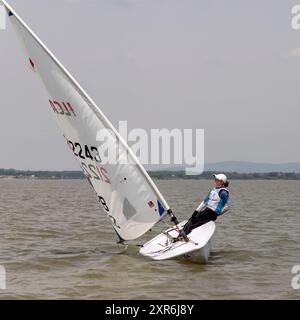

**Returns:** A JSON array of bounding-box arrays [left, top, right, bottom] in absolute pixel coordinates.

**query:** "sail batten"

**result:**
[[2, 0, 170, 240]]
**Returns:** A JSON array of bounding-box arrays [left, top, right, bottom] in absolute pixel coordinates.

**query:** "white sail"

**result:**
[[2, 1, 171, 241]]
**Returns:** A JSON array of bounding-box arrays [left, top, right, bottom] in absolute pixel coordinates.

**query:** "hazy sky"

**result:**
[[0, 0, 300, 170]]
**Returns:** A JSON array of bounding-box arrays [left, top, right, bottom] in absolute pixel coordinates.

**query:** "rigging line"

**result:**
[[150, 241, 188, 256]]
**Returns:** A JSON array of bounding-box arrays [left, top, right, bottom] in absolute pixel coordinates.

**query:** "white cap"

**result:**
[[213, 173, 228, 183]]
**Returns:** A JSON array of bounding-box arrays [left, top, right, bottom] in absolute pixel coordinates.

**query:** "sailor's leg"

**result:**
[[181, 211, 201, 235], [182, 208, 217, 235]]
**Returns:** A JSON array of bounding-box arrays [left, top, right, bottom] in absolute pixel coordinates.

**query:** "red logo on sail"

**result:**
[[49, 100, 76, 117]]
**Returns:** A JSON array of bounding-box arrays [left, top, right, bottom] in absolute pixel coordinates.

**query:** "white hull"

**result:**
[[140, 220, 215, 263], [180, 241, 210, 263]]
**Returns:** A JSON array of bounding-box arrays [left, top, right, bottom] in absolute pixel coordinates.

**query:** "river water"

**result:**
[[0, 179, 299, 299]]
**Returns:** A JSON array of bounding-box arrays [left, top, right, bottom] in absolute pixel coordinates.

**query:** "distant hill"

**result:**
[[152, 161, 300, 173], [204, 161, 300, 173]]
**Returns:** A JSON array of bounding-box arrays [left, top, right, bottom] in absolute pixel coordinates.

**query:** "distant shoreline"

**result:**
[[1, 169, 300, 180]]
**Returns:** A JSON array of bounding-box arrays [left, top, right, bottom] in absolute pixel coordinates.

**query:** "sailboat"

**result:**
[[1, 1, 215, 263]]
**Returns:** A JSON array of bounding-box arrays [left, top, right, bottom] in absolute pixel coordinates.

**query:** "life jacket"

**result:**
[[205, 187, 229, 214]]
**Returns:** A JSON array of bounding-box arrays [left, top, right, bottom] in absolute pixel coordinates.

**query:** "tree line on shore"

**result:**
[[1, 168, 300, 180]]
